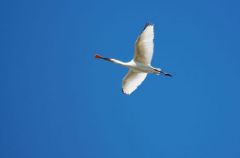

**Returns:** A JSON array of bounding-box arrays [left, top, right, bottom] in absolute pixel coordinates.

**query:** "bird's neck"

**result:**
[[110, 59, 128, 67], [95, 54, 129, 67]]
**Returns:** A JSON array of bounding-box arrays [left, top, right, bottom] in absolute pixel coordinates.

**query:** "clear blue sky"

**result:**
[[1, 0, 240, 158]]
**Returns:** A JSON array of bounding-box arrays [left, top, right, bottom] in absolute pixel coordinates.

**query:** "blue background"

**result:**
[[1, 0, 240, 157]]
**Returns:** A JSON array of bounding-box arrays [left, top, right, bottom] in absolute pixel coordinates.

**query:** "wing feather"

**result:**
[[122, 70, 147, 95], [134, 23, 154, 65]]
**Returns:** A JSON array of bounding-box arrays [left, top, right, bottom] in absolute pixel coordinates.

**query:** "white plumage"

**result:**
[[134, 24, 154, 65], [122, 70, 147, 95], [95, 23, 171, 95]]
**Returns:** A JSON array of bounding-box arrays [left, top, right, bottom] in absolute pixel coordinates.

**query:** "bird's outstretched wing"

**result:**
[[122, 70, 147, 95], [134, 23, 154, 65]]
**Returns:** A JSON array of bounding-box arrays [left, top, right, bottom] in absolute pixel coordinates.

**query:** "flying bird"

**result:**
[[95, 23, 172, 95]]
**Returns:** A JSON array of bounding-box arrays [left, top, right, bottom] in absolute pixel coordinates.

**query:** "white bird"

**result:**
[[95, 23, 172, 95]]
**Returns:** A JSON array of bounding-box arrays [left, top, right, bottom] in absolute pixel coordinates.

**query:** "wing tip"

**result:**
[[122, 88, 131, 95], [144, 22, 154, 29]]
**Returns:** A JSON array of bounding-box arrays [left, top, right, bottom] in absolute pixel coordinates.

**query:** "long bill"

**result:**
[[95, 54, 112, 62]]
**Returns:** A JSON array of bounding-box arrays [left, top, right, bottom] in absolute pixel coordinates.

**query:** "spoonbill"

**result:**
[[95, 23, 172, 95]]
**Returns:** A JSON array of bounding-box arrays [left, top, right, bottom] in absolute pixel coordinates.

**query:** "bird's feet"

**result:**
[[163, 72, 172, 77]]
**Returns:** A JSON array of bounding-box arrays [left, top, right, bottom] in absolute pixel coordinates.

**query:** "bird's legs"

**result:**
[[161, 71, 172, 77], [153, 68, 172, 77]]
